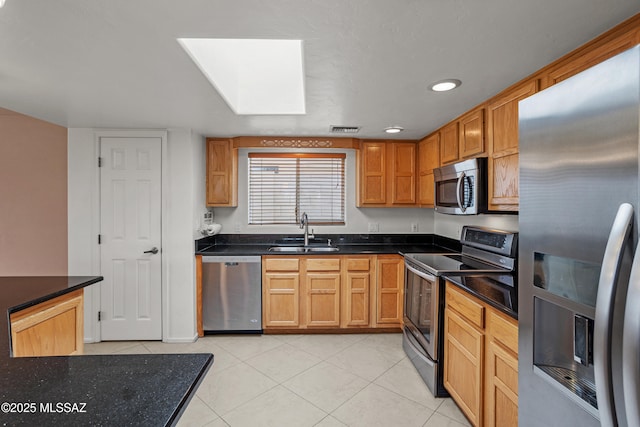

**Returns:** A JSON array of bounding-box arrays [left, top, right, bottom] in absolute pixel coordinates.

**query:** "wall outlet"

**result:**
[[368, 223, 379, 232], [203, 211, 213, 225], [411, 223, 418, 232], [234, 222, 241, 233]]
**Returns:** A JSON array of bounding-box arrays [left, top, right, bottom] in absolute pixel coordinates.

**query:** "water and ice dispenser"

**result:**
[[532, 252, 600, 412]]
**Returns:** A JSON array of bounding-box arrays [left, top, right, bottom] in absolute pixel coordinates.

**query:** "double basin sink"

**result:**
[[268, 245, 339, 253]]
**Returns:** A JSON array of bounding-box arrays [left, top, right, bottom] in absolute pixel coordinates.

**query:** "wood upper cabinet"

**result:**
[[303, 258, 341, 328], [357, 141, 387, 205], [10, 289, 84, 357], [263, 257, 300, 327], [418, 132, 440, 207], [541, 22, 640, 89], [342, 257, 373, 327], [440, 121, 460, 165], [438, 107, 485, 168], [357, 140, 417, 207], [391, 142, 417, 204], [443, 281, 519, 427], [375, 255, 404, 326], [206, 138, 237, 207], [459, 107, 485, 159], [486, 79, 538, 212]]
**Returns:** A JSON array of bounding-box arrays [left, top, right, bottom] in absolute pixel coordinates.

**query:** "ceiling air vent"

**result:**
[[330, 125, 360, 134]]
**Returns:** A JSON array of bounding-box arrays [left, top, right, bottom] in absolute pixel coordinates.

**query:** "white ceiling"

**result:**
[[1, 1, 638, 140]]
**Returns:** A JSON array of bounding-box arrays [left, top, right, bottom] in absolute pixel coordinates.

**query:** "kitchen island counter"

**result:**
[[0, 276, 213, 426]]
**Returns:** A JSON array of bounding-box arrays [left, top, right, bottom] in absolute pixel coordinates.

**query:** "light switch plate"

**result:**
[[368, 223, 379, 232]]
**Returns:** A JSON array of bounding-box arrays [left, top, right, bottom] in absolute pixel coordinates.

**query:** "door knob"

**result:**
[[144, 247, 159, 255]]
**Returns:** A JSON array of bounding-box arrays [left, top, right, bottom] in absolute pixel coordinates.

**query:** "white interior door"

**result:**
[[99, 136, 162, 340]]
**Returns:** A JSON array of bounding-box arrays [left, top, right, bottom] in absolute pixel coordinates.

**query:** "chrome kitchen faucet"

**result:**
[[299, 212, 314, 246]]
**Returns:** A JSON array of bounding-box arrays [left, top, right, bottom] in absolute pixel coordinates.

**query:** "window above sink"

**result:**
[[248, 153, 346, 226]]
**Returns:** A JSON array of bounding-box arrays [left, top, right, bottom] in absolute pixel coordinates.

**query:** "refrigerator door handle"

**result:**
[[456, 172, 466, 212], [594, 202, 634, 427], [623, 242, 640, 427]]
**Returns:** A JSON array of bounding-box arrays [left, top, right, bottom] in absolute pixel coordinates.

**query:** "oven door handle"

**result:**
[[456, 172, 466, 212], [405, 263, 436, 281]]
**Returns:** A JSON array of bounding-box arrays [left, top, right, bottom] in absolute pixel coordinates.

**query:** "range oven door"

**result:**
[[404, 261, 439, 359]]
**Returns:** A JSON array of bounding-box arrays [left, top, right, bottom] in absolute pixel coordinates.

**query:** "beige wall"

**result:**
[[0, 108, 68, 275]]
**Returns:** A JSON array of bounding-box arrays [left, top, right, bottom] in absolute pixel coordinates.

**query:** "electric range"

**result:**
[[402, 226, 518, 397]]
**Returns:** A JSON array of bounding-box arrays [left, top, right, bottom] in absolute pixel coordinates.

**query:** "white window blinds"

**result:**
[[248, 153, 346, 225]]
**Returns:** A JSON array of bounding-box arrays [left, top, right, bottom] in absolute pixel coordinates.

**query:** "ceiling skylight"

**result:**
[[177, 38, 306, 115]]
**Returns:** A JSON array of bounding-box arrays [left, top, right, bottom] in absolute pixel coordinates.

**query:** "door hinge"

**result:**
[[98, 311, 102, 322], [98, 234, 102, 244], [98, 157, 103, 167]]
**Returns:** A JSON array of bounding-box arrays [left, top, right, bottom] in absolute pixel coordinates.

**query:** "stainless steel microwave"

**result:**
[[433, 157, 487, 215]]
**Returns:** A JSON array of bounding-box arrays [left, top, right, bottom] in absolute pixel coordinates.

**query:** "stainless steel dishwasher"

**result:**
[[201, 256, 262, 333]]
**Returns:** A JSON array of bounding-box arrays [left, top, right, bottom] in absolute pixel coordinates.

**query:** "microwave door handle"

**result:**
[[623, 241, 640, 427], [455, 172, 466, 212], [594, 202, 633, 427]]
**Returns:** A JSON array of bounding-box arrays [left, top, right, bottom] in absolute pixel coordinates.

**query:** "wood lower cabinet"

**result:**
[[485, 309, 519, 427], [443, 281, 518, 427], [10, 289, 84, 357], [262, 254, 402, 331], [263, 257, 300, 327], [303, 258, 341, 327], [342, 257, 373, 327], [444, 284, 485, 426], [375, 255, 404, 326]]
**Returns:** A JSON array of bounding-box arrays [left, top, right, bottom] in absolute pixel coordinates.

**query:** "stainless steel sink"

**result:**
[[268, 246, 339, 253], [268, 246, 307, 253], [306, 247, 340, 252]]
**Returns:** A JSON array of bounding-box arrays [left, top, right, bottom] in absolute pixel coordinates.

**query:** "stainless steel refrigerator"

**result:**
[[519, 46, 640, 426]]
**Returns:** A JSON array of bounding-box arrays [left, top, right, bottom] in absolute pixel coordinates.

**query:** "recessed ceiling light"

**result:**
[[384, 126, 404, 134], [429, 79, 462, 92], [177, 38, 305, 115]]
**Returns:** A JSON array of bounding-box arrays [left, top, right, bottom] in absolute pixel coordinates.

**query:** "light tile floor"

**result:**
[[85, 333, 471, 427]]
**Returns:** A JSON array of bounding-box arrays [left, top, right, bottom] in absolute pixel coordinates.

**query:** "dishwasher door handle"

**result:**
[[202, 256, 262, 263]]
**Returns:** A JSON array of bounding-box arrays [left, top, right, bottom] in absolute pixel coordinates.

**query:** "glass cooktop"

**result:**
[[404, 253, 511, 275]]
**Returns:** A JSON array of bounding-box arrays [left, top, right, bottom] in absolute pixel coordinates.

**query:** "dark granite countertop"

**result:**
[[0, 276, 213, 426], [195, 233, 461, 256], [444, 273, 518, 320], [196, 234, 517, 319]]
